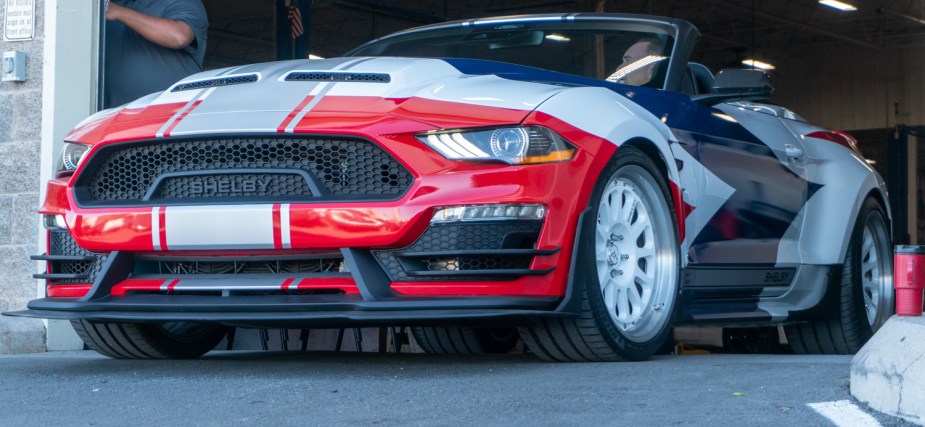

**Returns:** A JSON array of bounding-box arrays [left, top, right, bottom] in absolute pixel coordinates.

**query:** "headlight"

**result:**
[[417, 126, 575, 165], [56, 142, 91, 177]]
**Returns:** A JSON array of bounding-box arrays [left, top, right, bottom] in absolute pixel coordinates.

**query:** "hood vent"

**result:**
[[172, 74, 259, 92], [285, 72, 391, 83]]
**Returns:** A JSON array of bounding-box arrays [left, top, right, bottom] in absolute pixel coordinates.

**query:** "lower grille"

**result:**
[[374, 221, 556, 281], [136, 255, 346, 276]]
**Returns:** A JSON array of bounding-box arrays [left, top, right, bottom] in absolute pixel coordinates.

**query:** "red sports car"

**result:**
[[6, 13, 893, 362]]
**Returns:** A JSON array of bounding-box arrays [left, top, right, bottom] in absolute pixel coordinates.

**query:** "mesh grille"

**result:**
[[76, 136, 413, 205], [374, 221, 542, 282], [172, 74, 259, 91], [48, 231, 108, 284], [422, 255, 533, 271], [285, 72, 391, 83]]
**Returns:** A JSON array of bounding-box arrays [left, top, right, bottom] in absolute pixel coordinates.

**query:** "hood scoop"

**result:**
[[284, 71, 391, 83], [172, 74, 260, 92]]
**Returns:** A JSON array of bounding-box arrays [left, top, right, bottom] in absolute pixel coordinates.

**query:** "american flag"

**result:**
[[289, 5, 304, 40]]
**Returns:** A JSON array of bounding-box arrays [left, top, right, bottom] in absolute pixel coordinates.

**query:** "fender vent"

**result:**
[[172, 74, 259, 92], [285, 72, 391, 83]]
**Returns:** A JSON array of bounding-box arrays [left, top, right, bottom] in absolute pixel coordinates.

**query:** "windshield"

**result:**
[[350, 21, 676, 88]]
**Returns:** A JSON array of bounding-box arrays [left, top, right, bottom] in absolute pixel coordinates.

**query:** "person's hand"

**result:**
[[105, 1, 126, 21]]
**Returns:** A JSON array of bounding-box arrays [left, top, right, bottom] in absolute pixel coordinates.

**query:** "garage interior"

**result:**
[[196, 0, 925, 242]]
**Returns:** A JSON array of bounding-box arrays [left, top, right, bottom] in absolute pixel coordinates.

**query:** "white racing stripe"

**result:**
[[807, 401, 881, 427], [282, 57, 373, 133], [280, 203, 291, 249]]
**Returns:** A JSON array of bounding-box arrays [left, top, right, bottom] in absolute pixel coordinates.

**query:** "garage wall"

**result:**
[[772, 44, 923, 131], [0, 0, 46, 354]]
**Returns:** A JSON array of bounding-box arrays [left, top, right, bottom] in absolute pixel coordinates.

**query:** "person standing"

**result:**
[[103, 0, 209, 108]]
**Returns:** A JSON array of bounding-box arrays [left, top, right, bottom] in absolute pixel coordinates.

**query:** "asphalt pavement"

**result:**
[[0, 351, 911, 426]]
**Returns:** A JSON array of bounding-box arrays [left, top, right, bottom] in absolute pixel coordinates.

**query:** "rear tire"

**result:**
[[785, 197, 893, 354], [411, 326, 519, 354], [71, 320, 227, 359], [519, 146, 680, 362]]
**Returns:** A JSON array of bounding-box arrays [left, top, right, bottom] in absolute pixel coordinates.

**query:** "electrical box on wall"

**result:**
[[2, 51, 27, 82]]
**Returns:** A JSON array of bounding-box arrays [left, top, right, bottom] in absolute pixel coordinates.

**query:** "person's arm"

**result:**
[[106, 3, 195, 50]]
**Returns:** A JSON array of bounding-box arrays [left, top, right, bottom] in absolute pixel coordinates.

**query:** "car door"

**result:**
[[684, 102, 810, 266]]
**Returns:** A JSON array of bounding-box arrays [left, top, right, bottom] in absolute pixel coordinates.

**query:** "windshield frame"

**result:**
[[348, 13, 700, 93]]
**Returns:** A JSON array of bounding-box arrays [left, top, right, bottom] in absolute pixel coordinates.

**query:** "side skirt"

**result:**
[[678, 264, 841, 326]]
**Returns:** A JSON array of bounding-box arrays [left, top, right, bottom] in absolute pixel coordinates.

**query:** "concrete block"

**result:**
[[0, 195, 12, 245], [0, 96, 12, 142], [851, 315, 925, 425], [0, 245, 39, 312], [11, 192, 39, 246], [0, 140, 40, 193], [0, 316, 45, 354], [46, 319, 84, 351], [13, 91, 43, 141]]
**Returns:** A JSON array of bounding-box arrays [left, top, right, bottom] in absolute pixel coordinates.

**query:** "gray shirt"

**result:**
[[104, 0, 208, 108]]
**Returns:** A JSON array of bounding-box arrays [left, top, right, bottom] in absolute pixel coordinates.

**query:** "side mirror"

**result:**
[[693, 68, 774, 106]]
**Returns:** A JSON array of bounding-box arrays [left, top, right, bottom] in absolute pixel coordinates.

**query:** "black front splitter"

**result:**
[[4, 294, 567, 328]]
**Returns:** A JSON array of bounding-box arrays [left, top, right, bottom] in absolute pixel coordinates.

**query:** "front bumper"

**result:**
[[17, 113, 616, 324]]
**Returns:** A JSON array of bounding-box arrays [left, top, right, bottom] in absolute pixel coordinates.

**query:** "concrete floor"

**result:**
[[0, 350, 910, 426]]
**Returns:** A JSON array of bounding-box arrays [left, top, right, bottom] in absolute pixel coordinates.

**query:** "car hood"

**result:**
[[67, 58, 572, 144]]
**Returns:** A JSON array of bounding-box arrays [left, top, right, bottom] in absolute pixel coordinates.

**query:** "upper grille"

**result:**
[[74, 136, 414, 206]]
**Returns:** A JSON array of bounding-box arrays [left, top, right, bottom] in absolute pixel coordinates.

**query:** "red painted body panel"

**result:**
[[46, 284, 92, 298], [43, 96, 625, 298]]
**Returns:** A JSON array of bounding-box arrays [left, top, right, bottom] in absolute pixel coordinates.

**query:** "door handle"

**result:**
[[784, 144, 803, 159]]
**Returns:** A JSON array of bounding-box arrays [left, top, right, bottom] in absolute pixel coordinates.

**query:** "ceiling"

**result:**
[[202, 0, 925, 71]]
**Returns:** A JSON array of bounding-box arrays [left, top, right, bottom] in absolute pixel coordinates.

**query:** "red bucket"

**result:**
[[894, 245, 925, 316]]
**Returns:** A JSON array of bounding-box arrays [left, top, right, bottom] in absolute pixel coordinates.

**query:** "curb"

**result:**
[[850, 315, 925, 425]]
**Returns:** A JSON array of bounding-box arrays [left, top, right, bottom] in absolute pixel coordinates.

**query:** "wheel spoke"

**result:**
[[627, 283, 643, 308], [630, 211, 650, 240], [615, 288, 630, 322], [622, 191, 637, 223], [636, 243, 655, 260], [861, 236, 874, 260]]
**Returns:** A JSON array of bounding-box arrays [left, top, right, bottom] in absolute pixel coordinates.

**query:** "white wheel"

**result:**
[[594, 165, 677, 343], [519, 146, 680, 362]]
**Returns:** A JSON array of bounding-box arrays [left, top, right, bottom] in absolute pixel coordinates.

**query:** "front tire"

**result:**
[[785, 197, 893, 354], [71, 320, 227, 359], [519, 146, 680, 362]]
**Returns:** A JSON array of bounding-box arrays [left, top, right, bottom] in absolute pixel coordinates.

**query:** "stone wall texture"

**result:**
[[0, 0, 47, 354]]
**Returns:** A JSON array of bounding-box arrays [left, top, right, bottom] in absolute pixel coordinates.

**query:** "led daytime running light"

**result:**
[[431, 204, 547, 224]]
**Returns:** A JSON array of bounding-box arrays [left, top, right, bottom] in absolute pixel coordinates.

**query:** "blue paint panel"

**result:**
[[439, 58, 817, 266]]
